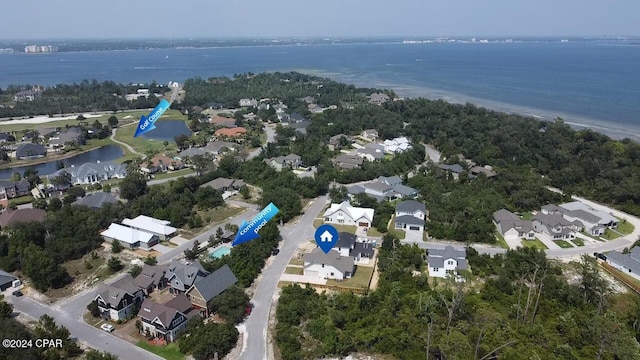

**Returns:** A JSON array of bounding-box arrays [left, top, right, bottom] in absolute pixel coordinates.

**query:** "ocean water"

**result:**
[[1, 42, 639, 137]]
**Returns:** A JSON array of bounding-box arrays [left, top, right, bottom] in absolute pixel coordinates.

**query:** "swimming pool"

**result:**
[[209, 245, 232, 259]]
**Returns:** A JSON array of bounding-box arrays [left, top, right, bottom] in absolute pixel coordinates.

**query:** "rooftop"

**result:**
[[100, 223, 155, 245]]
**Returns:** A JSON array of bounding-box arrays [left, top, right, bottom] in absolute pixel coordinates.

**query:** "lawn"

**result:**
[[521, 238, 548, 250], [327, 266, 374, 289], [9, 195, 34, 206], [520, 212, 534, 220], [388, 228, 406, 240], [284, 267, 303, 275], [572, 238, 585, 246], [617, 219, 635, 235], [288, 258, 304, 266], [151, 168, 195, 181], [112, 111, 187, 155], [581, 231, 604, 242], [602, 229, 622, 240], [312, 219, 357, 234], [136, 341, 185, 360], [554, 240, 574, 248], [367, 227, 383, 237], [494, 232, 510, 249]]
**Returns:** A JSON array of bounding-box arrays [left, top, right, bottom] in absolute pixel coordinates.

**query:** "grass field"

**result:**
[[520, 212, 534, 220], [284, 267, 303, 275], [8, 195, 34, 206], [151, 168, 195, 180], [617, 219, 635, 235], [112, 111, 187, 155], [602, 229, 622, 240], [521, 238, 548, 250], [327, 266, 374, 289], [136, 341, 184, 360], [388, 228, 406, 240], [572, 238, 585, 246], [289, 258, 304, 266], [554, 240, 574, 248], [494, 232, 510, 249], [312, 219, 357, 234]]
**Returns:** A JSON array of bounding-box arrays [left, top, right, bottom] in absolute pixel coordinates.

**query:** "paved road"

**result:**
[[239, 195, 328, 360], [247, 124, 276, 160]]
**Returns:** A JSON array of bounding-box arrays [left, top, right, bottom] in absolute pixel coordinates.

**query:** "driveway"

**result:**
[[403, 229, 423, 242], [169, 236, 190, 246], [151, 244, 172, 254]]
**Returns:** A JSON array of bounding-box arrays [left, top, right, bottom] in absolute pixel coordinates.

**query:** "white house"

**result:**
[[303, 248, 355, 280], [492, 209, 536, 241], [100, 223, 159, 250], [48, 161, 127, 185], [559, 201, 619, 231], [427, 246, 468, 281], [323, 201, 375, 228], [531, 212, 579, 242], [122, 215, 177, 241], [239, 98, 258, 107], [395, 200, 427, 233], [383, 137, 412, 154]]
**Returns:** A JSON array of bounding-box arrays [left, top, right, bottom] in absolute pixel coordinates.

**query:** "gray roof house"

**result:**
[[357, 143, 385, 161], [378, 175, 402, 187], [15, 143, 46, 160], [165, 260, 209, 294], [133, 264, 168, 295], [73, 192, 119, 208], [347, 179, 418, 202], [201, 177, 245, 192], [186, 264, 238, 317], [334, 154, 364, 169], [395, 200, 427, 233], [532, 212, 579, 242], [362, 129, 379, 141], [139, 293, 197, 342], [264, 154, 302, 172], [427, 246, 468, 281], [94, 274, 145, 321], [492, 209, 536, 241], [438, 164, 464, 180], [205, 141, 240, 155], [303, 248, 355, 280], [607, 247, 640, 281], [0, 270, 17, 292], [178, 147, 208, 158], [49, 161, 127, 185], [48, 128, 84, 149]]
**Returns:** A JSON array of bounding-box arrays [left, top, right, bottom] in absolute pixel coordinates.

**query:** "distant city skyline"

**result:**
[[2, 0, 639, 39]]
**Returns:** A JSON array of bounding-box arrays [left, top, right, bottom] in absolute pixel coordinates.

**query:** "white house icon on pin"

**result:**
[[320, 230, 332, 242]]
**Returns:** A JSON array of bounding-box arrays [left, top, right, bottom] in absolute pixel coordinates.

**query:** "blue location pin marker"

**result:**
[[315, 224, 340, 254]]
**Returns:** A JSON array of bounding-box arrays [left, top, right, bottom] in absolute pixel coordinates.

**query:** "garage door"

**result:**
[[358, 222, 369, 227], [409, 226, 421, 231], [305, 271, 318, 278]]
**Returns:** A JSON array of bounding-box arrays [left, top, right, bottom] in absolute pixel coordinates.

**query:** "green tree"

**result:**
[[144, 255, 157, 265], [107, 115, 118, 127], [210, 285, 250, 324], [87, 300, 100, 318], [85, 350, 119, 360], [48, 197, 62, 211], [119, 171, 148, 200], [9, 172, 20, 182], [111, 240, 123, 254], [107, 256, 122, 272], [129, 264, 142, 277]]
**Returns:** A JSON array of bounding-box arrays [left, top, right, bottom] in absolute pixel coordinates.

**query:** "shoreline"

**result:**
[[0, 144, 112, 172], [298, 69, 640, 142]]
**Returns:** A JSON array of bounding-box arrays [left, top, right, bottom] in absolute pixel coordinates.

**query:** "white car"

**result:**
[[100, 323, 115, 332]]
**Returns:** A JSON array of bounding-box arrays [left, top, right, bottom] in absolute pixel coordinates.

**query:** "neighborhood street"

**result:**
[[239, 195, 328, 360]]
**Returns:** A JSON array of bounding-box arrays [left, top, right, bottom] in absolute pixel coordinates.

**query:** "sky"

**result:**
[[2, 0, 639, 39]]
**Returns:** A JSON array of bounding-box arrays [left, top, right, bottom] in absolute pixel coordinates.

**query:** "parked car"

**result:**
[[100, 324, 115, 332], [245, 303, 254, 315], [272, 248, 280, 256], [593, 252, 607, 261], [12, 290, 23, 297]]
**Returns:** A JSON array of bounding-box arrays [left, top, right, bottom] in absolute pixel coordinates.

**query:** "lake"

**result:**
[[0, 144, 123, 179], [140, 120, 191, 141]]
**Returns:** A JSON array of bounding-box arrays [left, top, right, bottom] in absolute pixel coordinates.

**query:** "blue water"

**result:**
[[0, 145, 123, 179], [141, 120, 191, 141], [209, 245, 231, 259], [1, 42, 639, 133]]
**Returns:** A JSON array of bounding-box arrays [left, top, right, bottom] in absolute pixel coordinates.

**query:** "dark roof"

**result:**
[[139, 294, 192, 328], [395, 215, 425, 226], [438, 164, 464, 174], [428, 246, 467, 269], [96, 274, 140, 306], [378, 175, 402, 186], [351, 242, 375, 258], [608, 248, 640, 276], [0, 209, 46, 228], [396, 200, 426, 214], [133, 264, 167, 290], [304, 248, 355, 274], [73, 192, 118, 208], [202, 177, 235, 191], [165, 293, 194, 314], [15, 143, 46, 158], [191, 264, 238, 302], [392, 184, 418, 196], [0, 270, 17, 286], [336, 232, 357, 249], [492, 209, 519, 223], [165, 261, 209, 292], [289, 113, 307, 122]]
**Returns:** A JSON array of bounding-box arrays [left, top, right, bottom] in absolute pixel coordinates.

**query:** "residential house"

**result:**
[[209, 116, 237, 127], [323, 201, 375, 228], [133, 264, 168, 295], [347, 178, 418, 202], [0, 133, 10, 143], [427, 246, 468, 281], [0, 208, 46, 229], [204, 141, 240, 155], [559, 201, 619, 230], [334, 232, 375, 262], [94, 275, 145, 321], [333, 154, 363, 169], [301, 96, 315, 104], [201, 177, 245, 192], [73, 192, 119, 209], [186, 264, 238, 317], [308, 104, 323, 113], [15, 143, 46, 160], [303, 248, 355, 280], [492, 209, 535, 241], [48, 128, 84, 149], [264, 154, 303, 172], [362, 129, 379, 142], [531, 212, 579, 242], [215, 127, 247, 138], [140, 154, 184, 174], [367, 92, 390, 105], [383, 137, 412, 154], [49, 161, 127, 185], [438, 164, 464, 180], [164, 260, 209, 295], [607, 247, 640, 281], [239, 98, 258, 107], [395, 200, 427, 233], [122, 215, 177, 241], [357, 143, 385, 162], [288, 113, 310, 135], [0, 179, 32, 199], [327, 134, 351, 151], [0, 270, 17, 292], [139, 294, 196, 342], [100, 223, 159, 250], [178, 147, 208, 159], [469, 165, 498, 179], [14, 89, 42, 102], [0, 188, 6, 209]]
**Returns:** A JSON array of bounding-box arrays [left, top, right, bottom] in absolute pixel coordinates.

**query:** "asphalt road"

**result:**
[[239, 195, 328, 360], [247, 125, 276, 160]]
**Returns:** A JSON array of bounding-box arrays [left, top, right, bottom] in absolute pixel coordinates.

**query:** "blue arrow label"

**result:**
[[232, 203, 280, 246], [315, 224, 339, 254], [134, 99, 171, 138]]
